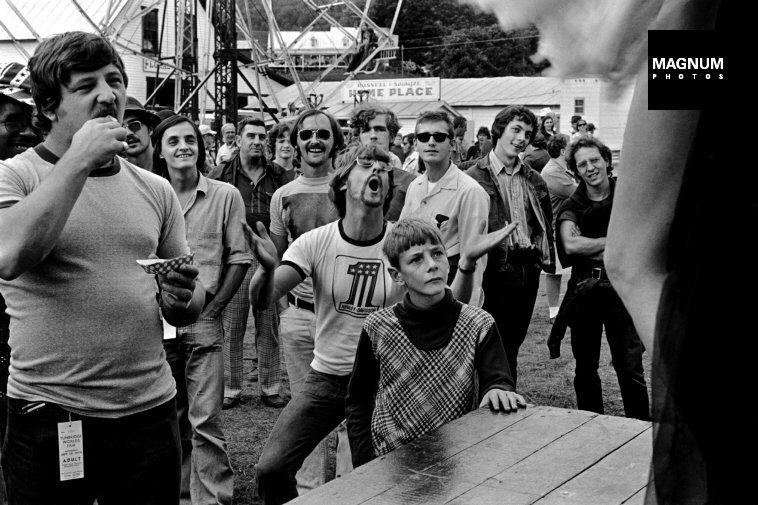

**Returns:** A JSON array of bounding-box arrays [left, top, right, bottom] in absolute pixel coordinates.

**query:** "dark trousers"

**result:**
[[2, 397, 181, 505], [482, 265, 541, 385], [256, 369, 349, 505], [569, 291, 650, 420]]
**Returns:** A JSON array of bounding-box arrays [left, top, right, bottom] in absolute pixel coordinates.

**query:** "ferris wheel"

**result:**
[[0, 0, 401, 128]]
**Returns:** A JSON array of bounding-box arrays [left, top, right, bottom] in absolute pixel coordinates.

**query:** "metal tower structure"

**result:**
[[175, 0, 199, 119], [213, 0, 237, 130]]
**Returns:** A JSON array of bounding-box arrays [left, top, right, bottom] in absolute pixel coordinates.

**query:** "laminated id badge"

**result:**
[[58, 420, 84, 481]]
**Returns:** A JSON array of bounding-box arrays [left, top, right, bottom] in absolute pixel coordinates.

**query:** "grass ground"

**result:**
[[220, 273, 652, 504]]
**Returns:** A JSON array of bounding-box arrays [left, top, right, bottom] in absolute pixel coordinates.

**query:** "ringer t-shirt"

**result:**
[[0, 146, 188, 417]]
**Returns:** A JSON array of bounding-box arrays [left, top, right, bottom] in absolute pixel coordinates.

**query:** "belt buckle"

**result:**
[[591, 268, 603, 279]]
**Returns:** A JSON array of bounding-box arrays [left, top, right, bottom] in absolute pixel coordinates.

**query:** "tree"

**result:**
[[371, 0, 544, 77], [434, 25, 548, 78]]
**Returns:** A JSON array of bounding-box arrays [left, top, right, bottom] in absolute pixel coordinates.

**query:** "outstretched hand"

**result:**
[[461, 221, 518, 265], [242, 220, 278, 272]]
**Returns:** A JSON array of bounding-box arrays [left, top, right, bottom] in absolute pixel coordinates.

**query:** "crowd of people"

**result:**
[[0, 31, 652, 505]]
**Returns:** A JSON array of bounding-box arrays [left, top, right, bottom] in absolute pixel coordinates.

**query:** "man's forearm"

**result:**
[[249, 265, 276, 310]]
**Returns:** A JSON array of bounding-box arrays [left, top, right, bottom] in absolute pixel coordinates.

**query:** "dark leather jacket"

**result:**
[[466, 154, 555, 278]]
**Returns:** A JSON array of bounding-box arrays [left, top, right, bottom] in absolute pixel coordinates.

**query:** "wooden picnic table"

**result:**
[[291, 405, 653, 505]]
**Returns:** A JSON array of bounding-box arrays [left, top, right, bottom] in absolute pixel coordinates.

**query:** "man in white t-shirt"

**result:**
[[267, 109, 342, 493], [247, 144, 514, 505], [0, 31, 204, 504]]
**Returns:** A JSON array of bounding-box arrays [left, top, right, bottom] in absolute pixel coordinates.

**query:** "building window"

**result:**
[[574, 98, 585, 115], [311, 36, 318, 48], [142, 9, 159, 54]]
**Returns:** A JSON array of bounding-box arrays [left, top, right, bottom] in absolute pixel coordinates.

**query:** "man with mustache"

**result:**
[[466, 105, 555, 385], [0, 32, 204, 504], [209, 118, 293, 409], [119, 96, 160, 172], [399, 110, 489, 307], [267, 109, 343, 493], [249, 143, 513, 505]]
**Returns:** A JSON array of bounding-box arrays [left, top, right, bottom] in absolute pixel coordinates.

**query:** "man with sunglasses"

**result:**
[[267, 108, 343, 494], [119, 96, 160, 172], [399, 111, 489, 307], [209, 118, 293, 410]]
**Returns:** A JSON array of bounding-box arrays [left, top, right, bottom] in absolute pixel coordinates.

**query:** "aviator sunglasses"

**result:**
[[123, 120, 144, 133], [416, 132, 450, 143], [298, 129, 331, 142]]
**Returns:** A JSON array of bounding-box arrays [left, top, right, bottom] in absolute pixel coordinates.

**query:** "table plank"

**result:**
[[486, 413, 649, 497], [289, 406, 653, 505], [534, 427, 653, 505]]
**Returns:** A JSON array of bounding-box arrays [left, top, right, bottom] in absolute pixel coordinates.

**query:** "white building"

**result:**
[[271, 76, 636, 152]]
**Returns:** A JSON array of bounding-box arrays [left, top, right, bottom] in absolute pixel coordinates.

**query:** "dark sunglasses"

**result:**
[[0, 113, 33, 133], [577, 123, 587, 127], [123, 120, 143, 133], [298, 129, 331, 142], [416, 132, 450, 143]]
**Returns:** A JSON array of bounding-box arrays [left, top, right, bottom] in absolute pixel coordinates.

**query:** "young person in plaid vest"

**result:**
[[345, 218, 526, 466]]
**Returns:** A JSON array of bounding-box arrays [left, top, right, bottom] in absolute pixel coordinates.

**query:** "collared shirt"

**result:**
[[487, 150, 536, 244], [182, 173, 253, 296], [400, 163, 489, 306], [218, 156, 294, 232]]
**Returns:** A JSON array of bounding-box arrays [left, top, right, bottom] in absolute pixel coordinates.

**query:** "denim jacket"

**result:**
[[465, 155, 555, 278]]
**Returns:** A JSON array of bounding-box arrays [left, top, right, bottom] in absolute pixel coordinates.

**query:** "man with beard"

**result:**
[[0, 61, 43, 504], [209, 118, 293, 409], [0, 31, 204, 504], [466, 105, 555, 384], [347, 103, 415, 221], [119, 96, 160, 172], [268, 109, 343, 493], [250, 143, 514, 505]]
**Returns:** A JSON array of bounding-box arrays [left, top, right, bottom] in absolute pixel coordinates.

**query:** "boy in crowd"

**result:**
[[345, 218, 525, 467]]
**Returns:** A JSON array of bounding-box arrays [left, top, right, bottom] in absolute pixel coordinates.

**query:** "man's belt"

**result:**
[[589, 267, 609, 281], [287, 293, 315, 312]]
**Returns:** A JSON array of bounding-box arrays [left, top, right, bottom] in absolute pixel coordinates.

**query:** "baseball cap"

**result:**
[[0, 62, 34, 107], [199, 124, 216, 136]]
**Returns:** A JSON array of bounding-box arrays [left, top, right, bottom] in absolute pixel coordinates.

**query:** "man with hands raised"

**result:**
[[0, 32, 203, 504]]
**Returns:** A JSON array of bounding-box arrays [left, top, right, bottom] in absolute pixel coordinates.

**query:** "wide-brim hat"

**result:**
[[124, 96, 161, 129], [0, 62, 34, 107]]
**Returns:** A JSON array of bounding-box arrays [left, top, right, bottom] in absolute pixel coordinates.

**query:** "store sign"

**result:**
[[342, 78, 440, 103], [143, 58, 172, 74]]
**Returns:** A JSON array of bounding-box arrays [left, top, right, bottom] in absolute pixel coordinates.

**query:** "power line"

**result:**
[[403, 34, 536, 51]]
